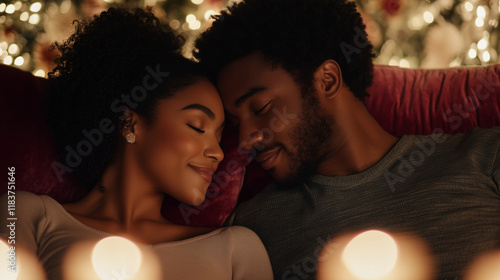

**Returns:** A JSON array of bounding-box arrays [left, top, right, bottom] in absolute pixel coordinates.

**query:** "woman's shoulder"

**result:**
[[224, 226, 268, 255], [0, 191, 54, 210], [224, 225, 262, 240], [0, 191, 64, 222], [1, 191, 46, 206]]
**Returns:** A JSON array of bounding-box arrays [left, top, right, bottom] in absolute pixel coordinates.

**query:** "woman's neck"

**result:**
[[70, 150, 169, 231]]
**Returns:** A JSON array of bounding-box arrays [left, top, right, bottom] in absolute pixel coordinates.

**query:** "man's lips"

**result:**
[[189, 165, 215, 183], [255, 147, 281, 170]]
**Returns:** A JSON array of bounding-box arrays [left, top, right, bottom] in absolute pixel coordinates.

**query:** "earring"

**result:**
[[125, 133, 136, 144]]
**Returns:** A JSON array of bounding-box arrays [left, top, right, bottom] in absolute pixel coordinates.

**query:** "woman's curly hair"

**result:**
[[46, 8, 206, 190], [194, 0, 375, 100]]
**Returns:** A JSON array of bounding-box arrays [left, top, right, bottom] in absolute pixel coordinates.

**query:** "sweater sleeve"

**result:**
[[0, 191, 46, 255], [229, 226, 273, 280]]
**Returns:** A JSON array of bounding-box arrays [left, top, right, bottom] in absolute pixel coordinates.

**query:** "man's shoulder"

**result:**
[[443, 126, 500, 153], [409, 126, 500, 155]]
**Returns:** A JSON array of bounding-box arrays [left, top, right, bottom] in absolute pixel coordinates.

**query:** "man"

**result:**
[[194, 0, 500, 279]]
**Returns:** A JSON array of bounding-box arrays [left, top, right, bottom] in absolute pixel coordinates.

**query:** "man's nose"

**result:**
[[239, 124, 265, 151]]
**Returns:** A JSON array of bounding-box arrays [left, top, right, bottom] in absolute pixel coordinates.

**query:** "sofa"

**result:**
[[1, 63, 500, 227]]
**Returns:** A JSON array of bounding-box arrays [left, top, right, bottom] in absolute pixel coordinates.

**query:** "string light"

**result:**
[[34, 69, 45, 77], [14, 1, 22, 11], [3, 56, 13, 65], [478, 38, 488, 50], [1, 0, 499, 72], [423, 11, 434, 23], [30, 2, 42, 13], [482, 51, 491, 62], [14, 56, 24, 66], [477, 6, 486, 18], [205, 10, 217, 20], [20, 12, 29, 21], [5, 4, 15, 14], [468, 48, 477, 58], [29, 14, 40, 24], [464, 1, 474, 12], [8, 44, 20, 56], [186, 14, 196, 23]]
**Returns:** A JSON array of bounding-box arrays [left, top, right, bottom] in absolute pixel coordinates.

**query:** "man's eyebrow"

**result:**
[[234, 87, 268, 108], [181, 104, 215, 120]]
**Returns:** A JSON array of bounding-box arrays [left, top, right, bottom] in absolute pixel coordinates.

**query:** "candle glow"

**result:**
[[341, 230, 398, 279], [91, 236, 143, 280]]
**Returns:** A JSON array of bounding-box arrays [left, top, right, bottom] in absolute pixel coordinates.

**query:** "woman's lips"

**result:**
[[189, 165, 215, 183], [255, 147, 281, 170]]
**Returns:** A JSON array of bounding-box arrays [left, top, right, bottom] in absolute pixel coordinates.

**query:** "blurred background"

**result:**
[[0, 0, 499, 77]]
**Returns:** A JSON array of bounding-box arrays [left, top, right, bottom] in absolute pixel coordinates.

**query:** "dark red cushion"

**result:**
[[2, 64, 500, 227], [366, 64, 500, 135]]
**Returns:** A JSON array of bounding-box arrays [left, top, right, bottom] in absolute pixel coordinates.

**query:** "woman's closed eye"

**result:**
[[188, 124, 205, 133]]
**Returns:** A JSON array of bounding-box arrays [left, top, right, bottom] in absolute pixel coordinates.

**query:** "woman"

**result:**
[[0, 8, 272, 280]]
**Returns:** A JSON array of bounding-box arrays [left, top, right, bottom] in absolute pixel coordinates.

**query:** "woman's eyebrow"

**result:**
[[181, 104, 215, 120]]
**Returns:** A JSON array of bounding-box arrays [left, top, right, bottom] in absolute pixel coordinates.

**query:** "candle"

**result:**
[[317, 230, 435, 280], [341, 230, 398, 279], [463, 249, 500, 280], [63, 236, 161, 280], [0, 239, 46, 280]]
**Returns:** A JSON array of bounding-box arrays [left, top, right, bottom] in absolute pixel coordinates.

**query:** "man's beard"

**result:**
[[275, 89, 336, 189]]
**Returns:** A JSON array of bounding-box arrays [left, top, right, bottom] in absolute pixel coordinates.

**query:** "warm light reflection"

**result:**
[[464, 249, 500, 280], [63, 238, 162, 280], [8, 44, 19, 55], [205, 10, 217, 20], [0, 239, 46, 280], [342, 230, 398, 279], [469, 48, 477, 58], [464, 1, 474, 12], [477, 6, 486, 18], [30, 2, 42, 13], [186, 14, 196, 23], [0, 240, 19, 280], [317, 230, 435, 280], [20, 12, 29, 21], [423, 11, 434, 23], [5, 4, 15, 14], [29, 14, 40, 25], [14, 56, 24, 66], [4, 56, 13, 65], [478, 39, 488, 50], [476, 17, 485, 27], [92, 237, 142, 280], [34, 69, 45, 77], [482, 51, 491, 62], [189, 20, 201, 30]]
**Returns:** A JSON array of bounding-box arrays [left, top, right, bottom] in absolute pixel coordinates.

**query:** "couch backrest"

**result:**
[[1, 63, 500, 226]]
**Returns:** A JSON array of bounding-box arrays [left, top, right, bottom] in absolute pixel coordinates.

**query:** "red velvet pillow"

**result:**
[[1, 64, 500, 227], [239, 64, 500, 202], [0, 64, 249, 227]]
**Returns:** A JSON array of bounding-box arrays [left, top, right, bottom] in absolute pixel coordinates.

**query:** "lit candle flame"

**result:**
[[341, 230, 398, 279], [91, 237, 143, 280]]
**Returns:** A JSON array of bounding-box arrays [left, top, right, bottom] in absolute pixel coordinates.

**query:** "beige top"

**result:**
[[0, 192, 273, 280]]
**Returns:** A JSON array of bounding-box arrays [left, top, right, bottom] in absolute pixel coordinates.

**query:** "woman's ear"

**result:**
[[119, 109, 140, 143], [313, 60, 343, 100]]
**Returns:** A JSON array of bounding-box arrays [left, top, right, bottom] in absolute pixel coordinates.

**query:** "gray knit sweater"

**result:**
[[228, 127, 500, 280]]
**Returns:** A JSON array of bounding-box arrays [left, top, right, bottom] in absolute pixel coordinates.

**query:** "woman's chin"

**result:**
[[178, 185, 208, 207]]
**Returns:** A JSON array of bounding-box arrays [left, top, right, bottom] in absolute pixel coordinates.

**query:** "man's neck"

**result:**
[[316, 93, 399, 177]]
